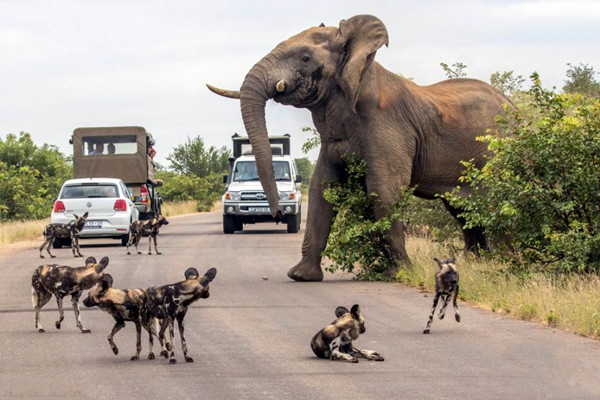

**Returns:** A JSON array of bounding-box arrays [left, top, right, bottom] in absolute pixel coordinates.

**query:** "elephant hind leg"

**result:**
[[441, 199, 489, 255]]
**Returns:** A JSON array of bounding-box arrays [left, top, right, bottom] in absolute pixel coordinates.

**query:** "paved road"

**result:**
[[1, 211, 600, 399]]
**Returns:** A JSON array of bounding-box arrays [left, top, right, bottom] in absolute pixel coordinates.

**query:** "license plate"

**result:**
[[248, 207, 270, 212], [84, 221, 102, 229]]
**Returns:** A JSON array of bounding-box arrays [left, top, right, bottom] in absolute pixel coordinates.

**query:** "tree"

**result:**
[[0, 132, 71, 221], [293, 157, 315, 188], [300, 126, 321, 154], [446, 74, 600, 273], [440, 62, 467, 79], [563, 63, 600, 98], [167, 136, 230, 178], [490, 70, 525, 97]]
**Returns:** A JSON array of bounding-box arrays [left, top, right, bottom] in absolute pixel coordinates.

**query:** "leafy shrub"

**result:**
[[446, 73, 600, 273], [155, 171, 223, 212], [321, 154, 411, 280]]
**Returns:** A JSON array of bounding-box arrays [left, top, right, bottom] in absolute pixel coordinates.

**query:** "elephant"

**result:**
[[208, 14, 511, 282]]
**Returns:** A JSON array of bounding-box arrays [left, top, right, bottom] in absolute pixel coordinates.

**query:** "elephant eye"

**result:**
[[301, 54, 310, 63]]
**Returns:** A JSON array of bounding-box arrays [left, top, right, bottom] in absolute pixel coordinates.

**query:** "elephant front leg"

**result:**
[[287, 157, 338, 282]]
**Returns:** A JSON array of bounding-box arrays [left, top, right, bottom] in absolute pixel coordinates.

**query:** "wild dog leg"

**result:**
[[438, 293, 451, 320], [131, 322, 142, 361], [72, 234, 83, 257], [33, 288, 52, 333], [176, 311, 192, 362], [158, 317, 175, 361], [153, 235, 161, 255], [349, 346, 385, 361], [55, 295, 65, 329], [39, 237, 51, 258], [46, 237, 56, 258], [329, 336, 358, 363], [453, 285, 461, 322], [108, 319, 126, 355], [424, 292, 441, 334], [71, 294, 90, 333], [148, 234, 152, 255]]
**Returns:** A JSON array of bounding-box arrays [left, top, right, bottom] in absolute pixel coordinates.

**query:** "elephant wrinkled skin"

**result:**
[[208, 15, 511, 281]]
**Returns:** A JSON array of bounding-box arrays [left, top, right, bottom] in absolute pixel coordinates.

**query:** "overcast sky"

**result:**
[[2, 0, 599, 165]]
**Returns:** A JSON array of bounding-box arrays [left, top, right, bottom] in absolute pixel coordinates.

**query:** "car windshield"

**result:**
[[61, 184, 119, 199], [233, 161, 291, 182]]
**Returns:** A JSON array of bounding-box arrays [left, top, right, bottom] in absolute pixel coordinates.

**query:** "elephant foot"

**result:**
[[287, 260, 323, 282]]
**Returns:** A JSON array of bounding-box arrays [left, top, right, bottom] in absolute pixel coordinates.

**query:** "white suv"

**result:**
[[51, 178, 139, 247]]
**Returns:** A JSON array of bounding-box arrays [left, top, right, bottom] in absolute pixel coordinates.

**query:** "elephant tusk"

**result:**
[[276, 80, 286, 93], [206, 84, 241, 99]]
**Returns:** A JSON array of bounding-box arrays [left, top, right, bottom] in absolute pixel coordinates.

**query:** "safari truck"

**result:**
[[70, 126, 162, 220], [222, 134, 302, 234]]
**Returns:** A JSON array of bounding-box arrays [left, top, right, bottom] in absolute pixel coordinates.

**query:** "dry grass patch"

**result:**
[[161, 200, 222, 217], [0, 219, 47, 246], [399, 236, 600, 339]]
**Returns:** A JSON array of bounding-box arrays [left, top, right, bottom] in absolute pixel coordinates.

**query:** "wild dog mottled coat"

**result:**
[[39, 212, 88, 258], [311, 304, 384, 363], [31, 256, 109, 333], [126, 214, 169, 255], [423, 257, 461, 334], [146, 267, 217, 364], [83, 274, 169, 361]]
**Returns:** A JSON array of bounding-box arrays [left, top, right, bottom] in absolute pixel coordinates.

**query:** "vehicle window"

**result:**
[[273, 161, 291, 181], [233, 161, 259, 181], [61, 184, 119, 199], [83, 135, 137, 156]]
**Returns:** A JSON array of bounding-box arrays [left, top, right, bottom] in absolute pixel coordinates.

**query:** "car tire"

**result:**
[[121, 235, 129, 246], [234, 218, 243, 232], [52, 238, 63, 249], [287, 212, 301, 233], [223, 215, 236, 234]]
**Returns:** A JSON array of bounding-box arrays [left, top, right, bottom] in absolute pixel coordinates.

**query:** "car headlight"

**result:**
[[224, 191, 241, 201], [278, 191, 296, 201]]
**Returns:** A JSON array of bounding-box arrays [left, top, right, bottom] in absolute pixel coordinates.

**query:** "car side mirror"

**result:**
[[295, 175, 302, 183]]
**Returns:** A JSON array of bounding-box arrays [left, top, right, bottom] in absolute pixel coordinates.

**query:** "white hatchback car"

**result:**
[[51, 178, 139, 247]]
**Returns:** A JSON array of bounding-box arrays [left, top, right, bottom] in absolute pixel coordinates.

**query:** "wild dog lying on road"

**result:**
[[423, 257, 461, 334], [31, 256, 109, 333], [146, 267, 217, 364], [39, 212, 88, 258], [126, 214, 169, 255], [83, 274, 169, 361], [311, 304, 384, 363]]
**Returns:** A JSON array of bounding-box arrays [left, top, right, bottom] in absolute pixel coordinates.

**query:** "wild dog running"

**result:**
[[423, 257, 461, 334], [31, 256, 109, 333], [311, 304, 384, 363], [83, 274, 169, 361]]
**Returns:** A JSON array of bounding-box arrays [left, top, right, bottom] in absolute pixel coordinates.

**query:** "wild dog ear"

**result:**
[[102, 274, 114, 287], [82, 212, 88, 218], [97, 256, 109, 271], [184, 267, 200, 280], [85, 256, 97, 266], [201, 268, 217, 283], [73, 213, 79, 219], [99, 278, 111, 294], [335, 15, 389, 113], [350, 304, 361, 319], [335, 306, 349, 318], [434, 258, 443, 270], [448, 257, 456, 264]]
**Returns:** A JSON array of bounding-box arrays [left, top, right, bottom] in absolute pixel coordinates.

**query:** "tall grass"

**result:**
[[399, 236, 600, 339], [0, 219, 49, 245], [161, 200, 222, 217]]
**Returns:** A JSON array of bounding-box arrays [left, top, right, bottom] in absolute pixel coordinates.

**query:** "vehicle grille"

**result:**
[[240, 191, 267, 201]]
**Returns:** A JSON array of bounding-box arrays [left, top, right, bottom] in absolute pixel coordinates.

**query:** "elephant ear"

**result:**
[[336, 15, 389, 113]]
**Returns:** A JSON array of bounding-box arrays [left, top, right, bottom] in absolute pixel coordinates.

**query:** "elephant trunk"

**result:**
[[240, 52, 282, 218]]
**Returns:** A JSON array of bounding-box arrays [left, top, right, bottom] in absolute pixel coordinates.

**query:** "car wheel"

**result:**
[[223, 215, 236, 234], [287, 212, 301, 233], [234, 218, 243, 232], [52, 238, 63, 249]]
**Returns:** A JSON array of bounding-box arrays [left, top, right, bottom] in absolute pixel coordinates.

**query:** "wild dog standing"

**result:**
[[146, 267, 217, 364], [423, 257, 461, 334], [39, 212, 88, 258], [311, 304, 384, 363], [31, 256, 109, 333], [83, 274, 169, 361], [126, 214, 169, 255]]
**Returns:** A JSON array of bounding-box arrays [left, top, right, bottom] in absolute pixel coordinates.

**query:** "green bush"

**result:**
[[155, 170, 223, 211], [446, 73, 600, 273], [321, 154, 411, 280]]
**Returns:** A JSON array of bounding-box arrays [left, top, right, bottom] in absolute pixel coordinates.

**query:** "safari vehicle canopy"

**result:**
[[71, 126, 154, 184]]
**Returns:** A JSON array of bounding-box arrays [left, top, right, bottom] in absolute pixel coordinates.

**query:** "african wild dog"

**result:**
[[423, 257, 461, 334], [146, 267, 217, 364], [31, 256, 109, 333], [39, 212, 88, 258], [311, 304, 384, 363], [126, 214, 169, 255], [83, 274, 169, 361]]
